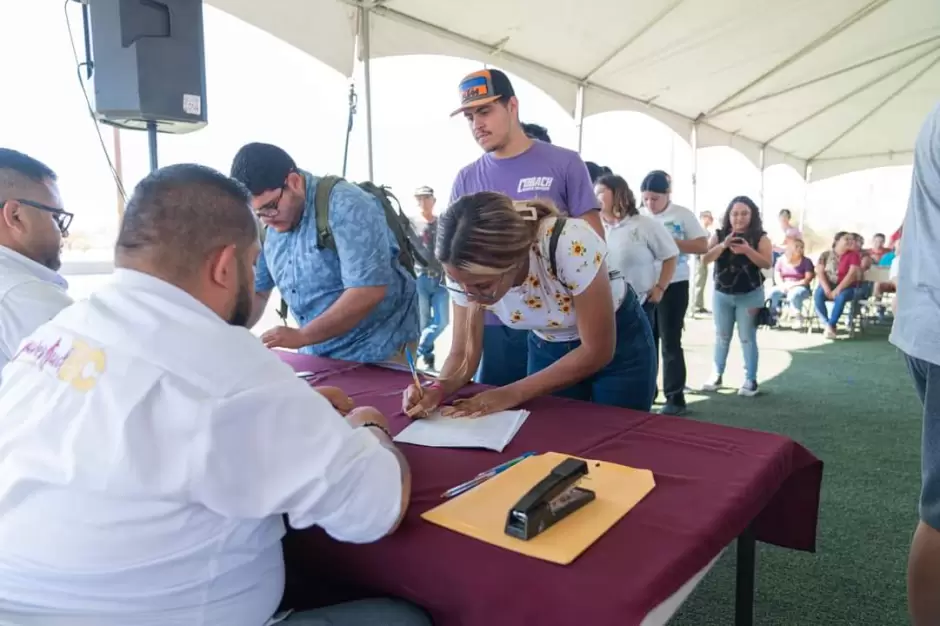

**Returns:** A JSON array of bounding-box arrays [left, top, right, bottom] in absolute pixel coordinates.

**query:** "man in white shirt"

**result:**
[[891, 101, 940, 626], [640, 170, 709, 416], [0, 164, 427, 626], [0, 148, 73, 374]]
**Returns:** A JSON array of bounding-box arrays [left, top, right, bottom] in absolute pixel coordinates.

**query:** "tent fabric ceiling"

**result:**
[[210, 0, 940, 180]]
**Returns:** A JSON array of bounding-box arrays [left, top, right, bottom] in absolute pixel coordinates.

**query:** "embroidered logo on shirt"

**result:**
[[517, 176, 554, 194], [14, 337, 106, 392]]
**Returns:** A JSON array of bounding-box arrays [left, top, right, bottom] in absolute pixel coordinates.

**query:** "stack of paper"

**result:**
[[393, 409, 530, 452]]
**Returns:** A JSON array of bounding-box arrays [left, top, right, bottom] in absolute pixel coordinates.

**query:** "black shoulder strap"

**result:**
[[314, 175, 342, 250], [549, 216, 567, 279]]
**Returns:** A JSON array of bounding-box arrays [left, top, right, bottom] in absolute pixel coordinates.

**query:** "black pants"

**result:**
[[652, 280, 689, 406]]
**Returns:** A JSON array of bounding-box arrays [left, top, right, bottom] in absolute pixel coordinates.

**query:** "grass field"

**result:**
[[669, 317, 920, 625]]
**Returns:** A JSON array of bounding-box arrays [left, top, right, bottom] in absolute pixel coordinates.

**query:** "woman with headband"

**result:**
[[401, 191, 656, 417]]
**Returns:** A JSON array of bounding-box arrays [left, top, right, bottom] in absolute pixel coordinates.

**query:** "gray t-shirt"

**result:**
[[890, 102, 940, 366]]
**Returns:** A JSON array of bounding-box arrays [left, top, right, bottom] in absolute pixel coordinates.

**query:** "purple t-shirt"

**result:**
[[775, 255, 814, 283], [449, 140, 598, 325]]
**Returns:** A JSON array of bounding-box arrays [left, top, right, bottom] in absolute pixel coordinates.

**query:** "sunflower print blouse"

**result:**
[[449, 216, 618, 341]]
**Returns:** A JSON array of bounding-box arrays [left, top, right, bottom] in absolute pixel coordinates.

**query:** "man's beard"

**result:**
[[227, 262, 253, 328]]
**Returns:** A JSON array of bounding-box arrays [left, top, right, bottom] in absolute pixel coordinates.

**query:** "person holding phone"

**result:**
[[699, 196, 773, 397]]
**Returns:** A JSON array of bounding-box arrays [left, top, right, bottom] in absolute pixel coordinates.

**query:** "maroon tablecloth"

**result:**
[[277, 352, 823, 626]]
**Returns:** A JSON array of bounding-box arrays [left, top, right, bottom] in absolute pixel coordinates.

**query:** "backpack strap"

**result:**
[[549, 216, 567, 280], [314, 175, 342, 250]]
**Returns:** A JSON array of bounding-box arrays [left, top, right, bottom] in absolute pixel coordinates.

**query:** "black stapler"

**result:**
[[505, 457, 596, 541]]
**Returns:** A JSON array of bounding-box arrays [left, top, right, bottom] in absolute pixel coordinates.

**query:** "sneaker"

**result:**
[[658, 402, 687, 416], [701, 374, 722, 392], [738, 380, 759, 397]]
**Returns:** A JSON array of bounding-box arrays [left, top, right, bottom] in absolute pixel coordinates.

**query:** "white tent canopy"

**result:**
[[211, 0, 940, 180]]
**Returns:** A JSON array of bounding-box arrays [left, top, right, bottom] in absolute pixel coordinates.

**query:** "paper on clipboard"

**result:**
[[393, 410, 530, 452]]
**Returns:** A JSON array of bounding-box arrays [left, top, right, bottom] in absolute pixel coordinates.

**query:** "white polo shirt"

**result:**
[[0, 244, 73, 374], [0, 269, 402, 626]]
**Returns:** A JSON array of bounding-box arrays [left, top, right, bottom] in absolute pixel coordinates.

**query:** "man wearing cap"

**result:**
[[448, 68, 601, 387], [641, 170, 709, 416], [413, 185, 449, 371]]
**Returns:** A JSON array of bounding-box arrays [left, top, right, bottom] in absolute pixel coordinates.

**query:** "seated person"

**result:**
[[231, 143, 419, 363], [0, 148, 73, 376], [402, 192, 657, 415], [866, 232, 889, 264], [0, 164, 426, 626], [769, 238, 814, 321], [814, 232, 861, 338]]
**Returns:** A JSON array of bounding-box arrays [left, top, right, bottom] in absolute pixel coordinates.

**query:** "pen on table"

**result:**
[[441, 452, 537, 499]]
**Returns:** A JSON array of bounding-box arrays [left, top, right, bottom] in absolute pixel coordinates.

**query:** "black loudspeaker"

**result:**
[[86, 0, 207, 133]]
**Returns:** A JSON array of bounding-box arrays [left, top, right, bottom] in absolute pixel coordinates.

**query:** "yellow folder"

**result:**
[[421, 452, 656, 565]]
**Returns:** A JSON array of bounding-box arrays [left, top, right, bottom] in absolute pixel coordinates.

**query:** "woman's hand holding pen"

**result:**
[[402, 382, 445, 419]]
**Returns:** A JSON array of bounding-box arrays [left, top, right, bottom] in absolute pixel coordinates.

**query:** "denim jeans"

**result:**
[[415, 273, 450, 359], [475, 325, 530, 386], [813, 285, 857, 328], [527, 287, 657, 411], [712, 287, 764, 382], [284, 598, 431, 626], [904, 353, 940, 529], [769, 284, 810, 314]]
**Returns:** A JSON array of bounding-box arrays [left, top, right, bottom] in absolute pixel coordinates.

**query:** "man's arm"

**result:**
[[297, 184, 393, 345], [679, 236, 709, 255], [251, 243, 276, 329], [196, 376, 408, 542], [566, 156, 604, 238]]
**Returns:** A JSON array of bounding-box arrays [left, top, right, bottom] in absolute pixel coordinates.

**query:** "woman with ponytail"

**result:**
[[595, 174, 678, 328], [401, 191, 656, 416]]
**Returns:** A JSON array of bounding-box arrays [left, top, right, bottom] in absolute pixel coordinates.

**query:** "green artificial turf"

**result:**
[[667, 317, 921, 625]]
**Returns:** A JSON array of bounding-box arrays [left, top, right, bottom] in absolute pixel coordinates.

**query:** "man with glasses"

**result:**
[[230, 143, 418, 363], [0, 148, 73, 373]]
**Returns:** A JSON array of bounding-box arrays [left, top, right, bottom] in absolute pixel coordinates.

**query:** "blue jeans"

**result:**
[[712, 287, 764, 382], [904, 353, 940, 529], [813, 285, 857, 328], [769, 284, 810, 314], [416, 274, 449, 359], [526, 287, 657, 411], [285, 598, 430, 626], [475, 325, 530, 386]]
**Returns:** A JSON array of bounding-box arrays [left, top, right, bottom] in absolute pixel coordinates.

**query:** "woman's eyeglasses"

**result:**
[[3, 199, 73, 237]]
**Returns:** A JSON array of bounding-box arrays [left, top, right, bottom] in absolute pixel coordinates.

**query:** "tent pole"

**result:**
[[575, 85, 585, 153], [691, 123, 698, 214], [800, 163, 812, 232], [360, 6, 375, 181], [759, 145, 766, 218]]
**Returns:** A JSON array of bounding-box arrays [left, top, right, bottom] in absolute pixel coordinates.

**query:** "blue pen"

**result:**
[[441, 452, 537, 499], [404, 347, 422, 391]]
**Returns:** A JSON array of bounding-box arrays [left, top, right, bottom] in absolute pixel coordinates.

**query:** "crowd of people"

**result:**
[[0, 60, 932, 625]]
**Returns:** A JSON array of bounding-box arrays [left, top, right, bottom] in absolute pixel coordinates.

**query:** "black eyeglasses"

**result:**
[[255, 187, 285, 219], [1, 198, 73, 236], [254, 171, 295, 219]]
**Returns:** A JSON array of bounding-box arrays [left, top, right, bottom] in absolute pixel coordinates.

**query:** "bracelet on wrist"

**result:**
[[361, 421, 392, 439], [425, 380, 445, 393]]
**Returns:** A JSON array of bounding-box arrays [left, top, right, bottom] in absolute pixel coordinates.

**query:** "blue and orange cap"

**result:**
[[450, 69, 516, 117]]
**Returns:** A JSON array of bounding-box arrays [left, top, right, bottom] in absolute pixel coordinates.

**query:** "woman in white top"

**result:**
[[401, 191, 656, 416], [595, 174, 678, 329]]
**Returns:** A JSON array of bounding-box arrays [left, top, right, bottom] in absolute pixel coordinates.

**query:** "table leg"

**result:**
[[734, 526, 756, 626]]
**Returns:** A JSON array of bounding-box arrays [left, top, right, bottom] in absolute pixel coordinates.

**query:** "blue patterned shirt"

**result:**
[[255, 171, 419, 362]]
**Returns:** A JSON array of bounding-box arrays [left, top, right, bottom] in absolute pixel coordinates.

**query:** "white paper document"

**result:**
[[393, 410, 530, 452]]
